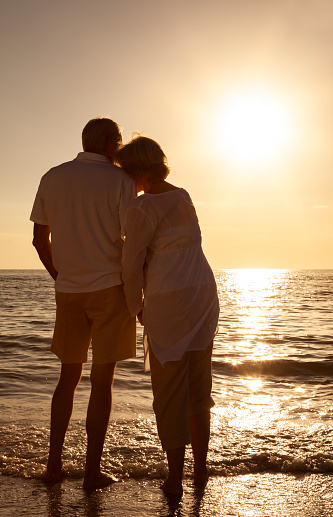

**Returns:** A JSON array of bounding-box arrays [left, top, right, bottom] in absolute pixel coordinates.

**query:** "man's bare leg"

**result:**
[[161, 446, 185, 496], [83, 362, 117, 490], [45, 363, 83, 483], [189, 410, 210, 485]]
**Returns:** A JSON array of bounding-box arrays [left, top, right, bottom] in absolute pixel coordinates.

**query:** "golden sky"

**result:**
[[1, 0, 333, 269]]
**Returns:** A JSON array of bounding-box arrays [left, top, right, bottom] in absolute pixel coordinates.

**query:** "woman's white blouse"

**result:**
[[122, 188, 219, 370]]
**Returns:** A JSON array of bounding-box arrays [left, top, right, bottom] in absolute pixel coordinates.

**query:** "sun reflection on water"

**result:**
[[212, 388, 284, 433], [226, 268, 287, 337], [213, 269, 293, 433], [242, 378, 262, 391], [217, 268, 290, 361], [209, 269, 333, 478], [212, 269, 328, 445]]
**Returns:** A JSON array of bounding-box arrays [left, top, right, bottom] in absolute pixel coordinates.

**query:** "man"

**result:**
[[30, 117, 136, 490]]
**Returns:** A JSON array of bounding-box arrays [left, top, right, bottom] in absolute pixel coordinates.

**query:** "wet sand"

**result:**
[[1, 473, 332, 516]]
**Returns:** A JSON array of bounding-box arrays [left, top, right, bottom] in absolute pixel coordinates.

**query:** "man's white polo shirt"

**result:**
[[30, 152, 136, 293]]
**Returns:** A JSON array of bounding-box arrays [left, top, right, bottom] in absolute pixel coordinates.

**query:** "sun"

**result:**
[[212, 88, 293, 168]]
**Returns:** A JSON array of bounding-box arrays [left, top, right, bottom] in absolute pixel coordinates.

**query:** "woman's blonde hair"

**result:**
[[115, 135, 170, 182]]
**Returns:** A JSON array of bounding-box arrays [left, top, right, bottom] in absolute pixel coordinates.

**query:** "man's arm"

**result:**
[[32, 223, 58, 280]]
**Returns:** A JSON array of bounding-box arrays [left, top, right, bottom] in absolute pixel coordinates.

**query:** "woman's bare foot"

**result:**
[[83, 472, 118, 492], [160, 479, 183, 497], [43, 462, 64, 485]]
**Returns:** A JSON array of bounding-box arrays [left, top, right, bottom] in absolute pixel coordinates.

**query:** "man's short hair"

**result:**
[[82, 118, 122, 154]]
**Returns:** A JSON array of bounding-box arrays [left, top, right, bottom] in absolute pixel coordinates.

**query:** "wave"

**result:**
[[1, 421, 333, 481], [209, 453, 333, 477], [2, 447, 333, 480], [2, 454, 333, 480]]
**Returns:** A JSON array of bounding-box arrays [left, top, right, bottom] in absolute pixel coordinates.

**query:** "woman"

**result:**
[[116, 136, 219, 496]]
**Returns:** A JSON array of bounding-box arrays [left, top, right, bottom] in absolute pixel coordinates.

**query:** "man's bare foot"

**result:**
[[160, 479, 183, 497], [194, 468, 208, 486], [83, 472, 118, 492]]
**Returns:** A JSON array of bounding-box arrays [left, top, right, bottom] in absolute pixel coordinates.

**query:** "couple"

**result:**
[[30, 117, 219, 496]]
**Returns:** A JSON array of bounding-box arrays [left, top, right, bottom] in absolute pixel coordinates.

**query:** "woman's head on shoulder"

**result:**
[[115, 134, 170, 190]]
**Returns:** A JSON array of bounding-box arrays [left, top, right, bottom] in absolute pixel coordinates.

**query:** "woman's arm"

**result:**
[[122, 205, 154, 317]]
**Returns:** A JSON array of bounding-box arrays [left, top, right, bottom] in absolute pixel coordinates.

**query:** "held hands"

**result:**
[[137, 309, 144, 326]]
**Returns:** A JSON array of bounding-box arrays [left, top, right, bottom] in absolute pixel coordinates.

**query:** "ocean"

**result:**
[[1, 269, 333, 516]]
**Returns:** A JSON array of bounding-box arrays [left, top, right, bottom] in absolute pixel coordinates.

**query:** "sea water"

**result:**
[[1, 269, 333, 486]]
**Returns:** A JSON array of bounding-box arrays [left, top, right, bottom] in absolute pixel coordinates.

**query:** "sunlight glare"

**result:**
[[243, 378, 263, 392], [222, 269, 289, 361], [228, 394, 282, 430], [212, 89, 293, 168]]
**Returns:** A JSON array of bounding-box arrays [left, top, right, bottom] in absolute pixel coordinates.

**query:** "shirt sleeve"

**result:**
[[30, 177, 48, 225], [122, 203, 155, 316]]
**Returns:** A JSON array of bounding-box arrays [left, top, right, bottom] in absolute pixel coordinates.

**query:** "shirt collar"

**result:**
[[75, 152, 110, 163]]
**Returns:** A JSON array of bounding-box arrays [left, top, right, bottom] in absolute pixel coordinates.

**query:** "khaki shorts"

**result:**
[[52, 285, 136, 364], [149, 342, 214, 451]]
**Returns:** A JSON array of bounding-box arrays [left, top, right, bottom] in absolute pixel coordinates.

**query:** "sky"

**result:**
[[1, 0, 333, 269]]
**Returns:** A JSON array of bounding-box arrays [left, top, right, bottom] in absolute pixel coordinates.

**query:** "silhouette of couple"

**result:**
[[30, 117, 219, 496]]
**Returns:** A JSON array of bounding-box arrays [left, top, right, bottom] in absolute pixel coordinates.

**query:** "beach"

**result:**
[[1, 473, 333, 516], [1, 269, 333, 515]]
